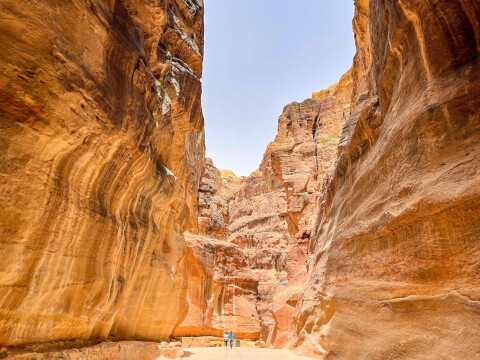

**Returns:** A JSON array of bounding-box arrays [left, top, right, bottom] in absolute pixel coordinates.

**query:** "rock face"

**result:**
[[294, 0, 480, 359], [229, 71, 352, 270], [0, 0, 204, 348], [173, 160, 256, 341], [225, 73, 353, 347], [197, 159, 244, 237], [173, 234, 260, 339]]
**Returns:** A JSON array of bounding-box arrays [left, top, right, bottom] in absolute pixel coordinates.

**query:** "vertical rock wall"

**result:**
[[295, 0, 480, 358], [229, 71, 352, 271], [0, 0, 204, 347]]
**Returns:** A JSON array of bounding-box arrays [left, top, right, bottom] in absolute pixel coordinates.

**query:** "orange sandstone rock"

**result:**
[[4, 341, 183, 360], [294, 0, 480, 359], [197, 159, 244, 236], [226, 70, 353, 347], [173, 234, 260, 340], [0, 0, 204, 347]]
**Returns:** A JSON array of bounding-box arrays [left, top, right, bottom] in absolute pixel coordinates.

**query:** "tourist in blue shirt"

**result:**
[[229, 331, 235, 349]]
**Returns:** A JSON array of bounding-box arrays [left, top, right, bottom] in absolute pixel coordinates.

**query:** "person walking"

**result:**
[[223, 331, 229, 349], [229, 331, 235, 349]]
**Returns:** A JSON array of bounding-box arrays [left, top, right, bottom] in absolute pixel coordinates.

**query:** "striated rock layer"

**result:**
[[0, 0, 204, 347], [173, 234, 260, 339], [294, 0, 480, 359]]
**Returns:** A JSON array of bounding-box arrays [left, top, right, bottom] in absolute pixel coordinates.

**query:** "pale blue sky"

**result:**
[[203, 1, 355, 176]]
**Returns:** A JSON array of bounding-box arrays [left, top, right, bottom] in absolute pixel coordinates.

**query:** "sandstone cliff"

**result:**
[[294, 0, 480, 358], [0, 0, 204, 351], [225, 73, 353, 347], [174, 160, 258, 341], [229, 72, 352, 270]]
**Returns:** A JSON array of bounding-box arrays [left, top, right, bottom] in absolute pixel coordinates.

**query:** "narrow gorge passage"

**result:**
[[0, 0, 479, 359]]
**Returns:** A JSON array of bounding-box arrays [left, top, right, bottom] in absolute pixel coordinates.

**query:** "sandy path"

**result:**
[[183, 347, 314, 359]]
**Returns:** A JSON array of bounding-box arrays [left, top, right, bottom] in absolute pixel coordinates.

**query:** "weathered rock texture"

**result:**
[[294, 0, 480, 359], [173, 234, 260, 339], [229, 70, 352, 271], [197, 159, 244, 237], [0, 0, 204, 348], [222, 72, 353, 348]]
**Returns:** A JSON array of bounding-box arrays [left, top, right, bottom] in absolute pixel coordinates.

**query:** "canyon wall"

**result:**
[[0, 0, 204, 349], [229, 71, 352, 271], [174, 162, 259, 341], [295, 0, 480, 358], [225, 73, 353, 347], [174, 234, 260, 340], [174, 73, 354, 345]]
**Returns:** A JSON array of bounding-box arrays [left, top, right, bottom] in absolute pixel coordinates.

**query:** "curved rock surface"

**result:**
[[294, 0, 480, 358], [0, 0, 204, 348]]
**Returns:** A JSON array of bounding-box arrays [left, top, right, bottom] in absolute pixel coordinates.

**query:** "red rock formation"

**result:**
[[0, 0, 204, 351], [173, 234, 260, 339], [175, 161, 257, 343], [294, 0, 480, 358]]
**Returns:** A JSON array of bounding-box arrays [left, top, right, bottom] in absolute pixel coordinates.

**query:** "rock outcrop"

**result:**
[[224, 72, 353, 347], [173, 234, 260, 339], [228, 70, 352, 271], [197, 159, 244, 237], [0, 0, 204, 350], [294, 0, 480, 358]]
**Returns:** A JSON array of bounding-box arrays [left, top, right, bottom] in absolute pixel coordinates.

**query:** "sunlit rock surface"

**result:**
[[197, 159, 244, 237], [229, 73, 352, 271], [173, 234, 260, 339], [0, 0, 204, 348], [224, 73, 353, 347], [294, 0, 480, 358], [3, 0, 479, 358]]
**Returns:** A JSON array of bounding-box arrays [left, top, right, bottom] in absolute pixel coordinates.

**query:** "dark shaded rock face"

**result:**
[[295, 0, 480, 358], [0, 0, 204, 348]]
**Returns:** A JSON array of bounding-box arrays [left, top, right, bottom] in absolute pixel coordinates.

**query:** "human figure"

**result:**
[[223, 331, 229, 349], [229, 331, 235, 349]]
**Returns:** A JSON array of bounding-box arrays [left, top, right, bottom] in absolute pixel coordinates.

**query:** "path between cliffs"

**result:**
[[183, 347, 313, 359]]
